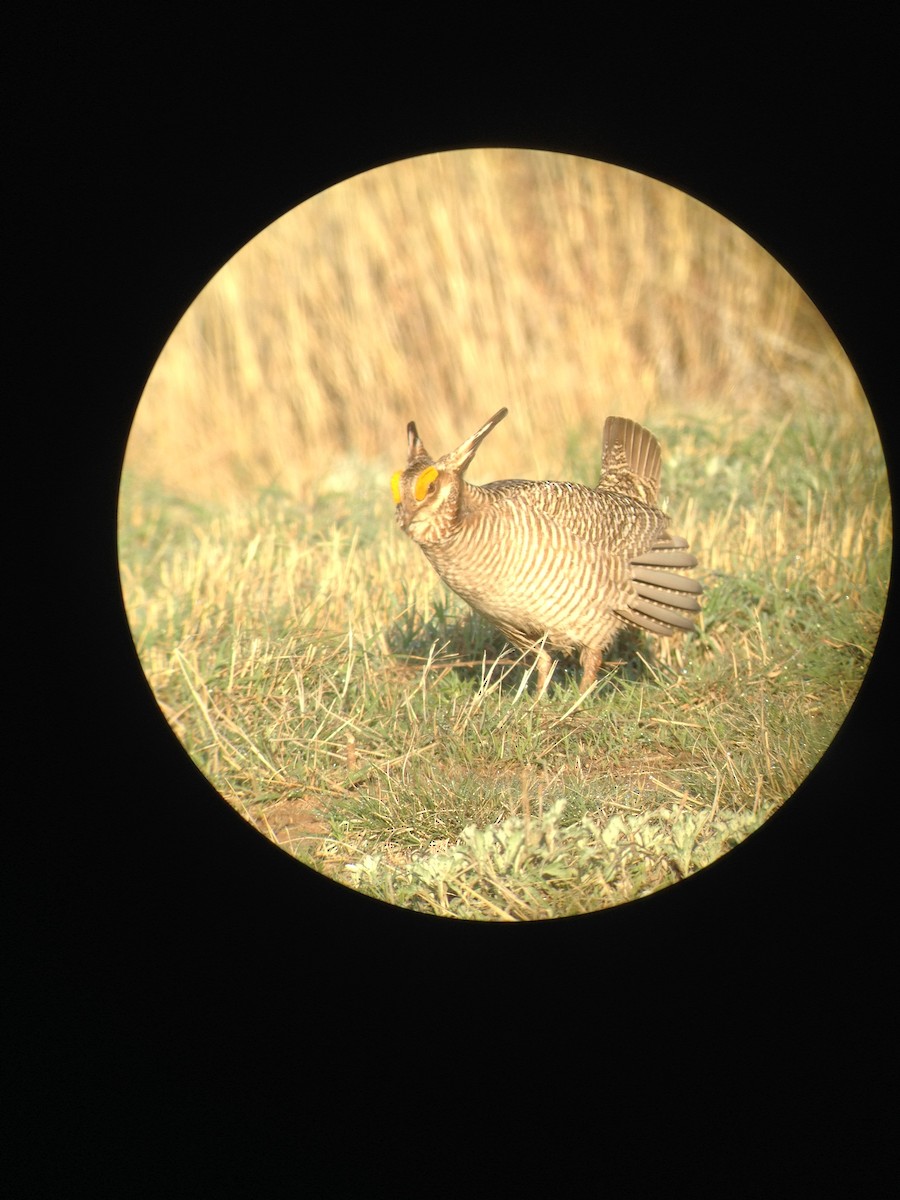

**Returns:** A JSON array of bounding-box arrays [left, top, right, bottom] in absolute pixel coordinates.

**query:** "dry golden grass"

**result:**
[[119, 148, 890, 919], [127, 148, 868, 500]]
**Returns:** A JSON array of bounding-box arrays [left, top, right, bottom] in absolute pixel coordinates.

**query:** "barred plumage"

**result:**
[[391, 408, 701, 692]]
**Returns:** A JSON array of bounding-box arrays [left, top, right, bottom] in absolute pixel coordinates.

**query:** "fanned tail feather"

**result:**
[[600, 417, 662, 504], [615, 536, 702, 636]]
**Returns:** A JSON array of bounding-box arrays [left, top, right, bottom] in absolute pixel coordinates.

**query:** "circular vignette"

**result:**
[[118, 148, 891, 923]]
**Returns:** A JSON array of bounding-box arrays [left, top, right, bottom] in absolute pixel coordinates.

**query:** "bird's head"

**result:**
[[390, 408, 508, 545]]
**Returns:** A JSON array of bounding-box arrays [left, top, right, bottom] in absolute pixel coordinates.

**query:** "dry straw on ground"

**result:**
[[120, 149, 890, 919]]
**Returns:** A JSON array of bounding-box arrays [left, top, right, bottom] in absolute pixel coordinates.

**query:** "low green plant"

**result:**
[[119, 406, 889, 919]]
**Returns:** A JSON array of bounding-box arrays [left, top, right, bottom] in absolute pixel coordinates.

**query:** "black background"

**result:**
[[7, 16, 893, 1192]]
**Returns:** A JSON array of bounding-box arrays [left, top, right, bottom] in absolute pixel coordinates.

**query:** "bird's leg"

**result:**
[[579, 647, 604, 693], [535, 648, 556, 695]]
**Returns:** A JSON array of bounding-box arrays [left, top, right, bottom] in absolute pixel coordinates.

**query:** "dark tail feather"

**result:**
[[616, 537, 702, 637]]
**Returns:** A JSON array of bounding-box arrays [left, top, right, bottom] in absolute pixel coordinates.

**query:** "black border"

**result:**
[[10, 21, 893, 1188]]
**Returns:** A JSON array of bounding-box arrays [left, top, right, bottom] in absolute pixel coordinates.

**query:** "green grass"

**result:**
[[118, 410, 890, 919], [117, 148, 891, 919]]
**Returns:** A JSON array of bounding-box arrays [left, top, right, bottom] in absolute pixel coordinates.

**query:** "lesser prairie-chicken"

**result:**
[[391, 408, 701, 692]]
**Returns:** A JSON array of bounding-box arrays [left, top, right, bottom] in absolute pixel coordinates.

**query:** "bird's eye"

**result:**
[[414, 467, 440, 502], [390, 471, 403, 503]]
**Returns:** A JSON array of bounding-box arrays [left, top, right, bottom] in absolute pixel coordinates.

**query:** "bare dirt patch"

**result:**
[[242, 796, 330, 855]]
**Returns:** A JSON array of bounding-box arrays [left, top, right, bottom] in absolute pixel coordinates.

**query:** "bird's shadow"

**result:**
[[387, 611, 666, 696]]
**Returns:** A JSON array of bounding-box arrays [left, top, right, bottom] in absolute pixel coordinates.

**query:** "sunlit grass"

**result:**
[[119, 413, 889, 918], [118, 148, 890, 919]]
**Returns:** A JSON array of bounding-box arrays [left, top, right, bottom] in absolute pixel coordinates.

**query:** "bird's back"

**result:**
[[392, 409, 701, 688], [421, 474, 672, 655]]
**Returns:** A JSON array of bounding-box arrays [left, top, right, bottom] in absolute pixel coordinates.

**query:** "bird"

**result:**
[[390, 408, 701, 693]]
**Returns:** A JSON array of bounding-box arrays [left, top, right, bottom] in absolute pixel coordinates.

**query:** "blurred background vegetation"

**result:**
[[125, 148, 875, 503]]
